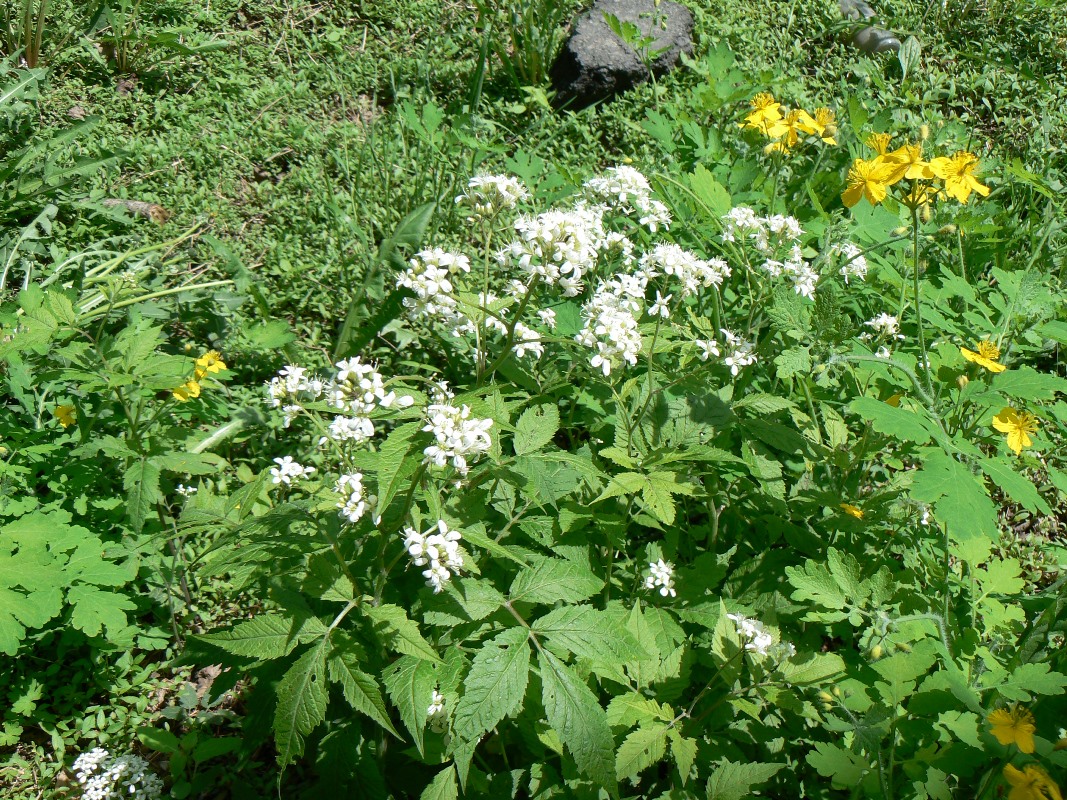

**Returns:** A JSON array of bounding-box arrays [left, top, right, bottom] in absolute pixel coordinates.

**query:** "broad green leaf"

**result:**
[[420, 766, 458, 800], [513, 403, 560, 455], [373, 422, 422, 522], [979, 458, 1051, 515], [606, 694, 671, 728], [273, 642, 330, 766], [124, 458, 161, 533], [807, 743, 868, 787], [688, 164, 732, 217], [911, 451, 999, 542], [383, 654, 437, 755], [66, 585, 135, 639], [328, 649, 399, 736], [453, 626, 530, 741], [539, 649, 616, 792], [935, 711, 982, 749], [509, 556, 603, 604], [992, 366, 1067, 401], [850, 397, 936, 444], [615, 723, 668, 784], [706, 760, 784, 800], [533, 605, 647, 664], [198, 614, 326, 660], [992, 663, 1067, 701], [778, 653, 846, 686], [774, 346, 812, 381], [366, 603, 442, 663], [668, 729, 697, 785], [733, 393, 797, 415]]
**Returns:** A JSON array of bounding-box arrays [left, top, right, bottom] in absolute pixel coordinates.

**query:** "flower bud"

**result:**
[[957, 375, 969, 390], [832, 686, 842, 698], [822, 122, 838, 140], [920, 204, 933, 224], [818, 691, 833, 703], [938, 224, 958, 235], [871, 644, 884, 660], [892, 226, 909, 236], [919, 123, 930, 141]]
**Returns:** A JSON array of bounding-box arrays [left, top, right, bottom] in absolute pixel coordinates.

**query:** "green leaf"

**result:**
[[992, 366, 1067, 401], [615, 723, 668, 784], [66, 585, 135, 639], [509, 556, 603, 604], [992, 663, 1067, 701], [197, 614, 327, 660], [124, 458, 161, 533], [532, 605, 647, 664], [978, 458, 1051, 515], [850, 397, 936, 444], [668, 729, 697, 785], [366, 603, 442, 663], [774, 346, 812, 381], [706, 760, 784, 800], [328, 648, 399, 737], [539, 649, 617, 793], [373, 422, 422, 522], [383, 655, 437, 755], [778, 653, 846, 686], [420, 766, 458, 800], [910, 451, 999, 542], [137, 727, 181, 755], [513, 403, 560, 455], [273, 642, 329, 766], [732, 393, 796, 415], [688, 164, 732, 217], [453, 626, 530, 741], [807, 743, 868, 788]]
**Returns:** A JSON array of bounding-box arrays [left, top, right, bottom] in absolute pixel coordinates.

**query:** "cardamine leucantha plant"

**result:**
[[183, 142, 1067, 799]]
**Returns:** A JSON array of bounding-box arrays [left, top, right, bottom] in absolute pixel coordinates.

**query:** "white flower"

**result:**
[[640, 243, 727, 298], [537, 308, 557, 329], [422, 386, 493, 475], [695, 339, 720, 361], [266, 364, 325, 410], [648, 291, 672, 319], [455, 174, 528, 220], [504, 203, 605, 295], [175, 483, 197, 497], [72, 748, 163, 800], [720, 329, 757, 375], [512, 322, 544, 359], [865, 313, 899, 336], [577, 280, 643, 377], [832, 241, 868, 284], [644, 559, 677, 597], [335, 472, 375, 524], [270, 456, 316, 486], [727, 612, 795, 660], [402, 520, 464, 593]]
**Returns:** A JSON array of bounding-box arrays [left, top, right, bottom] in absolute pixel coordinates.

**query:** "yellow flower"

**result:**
[[813, 107, 837, 144], [842, 157, 897, 208], [195, 350, 227, 375], [960, 340, 1007, 373], [54, 404, 77, 428], [1003, 764, 1063, 800], [928, 151, 991, 204], [766, 108, 819, 149], [743, 92, 783, 130], [989, 706, 1037, 752], [992, 408, 1040, 455], [866, 132, 893, 155], [840, 503, 864, 519], [172, 380, 202, 402], [886, 142, 934, 181]]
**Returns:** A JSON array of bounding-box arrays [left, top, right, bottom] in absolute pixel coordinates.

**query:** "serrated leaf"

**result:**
[[733, 393, 796, 415], [509, 556, 603, 604], [806, 743, 867, 787], [198, 614, 326, 659], [615, 723, 668, 784], [273, 642, 329, 766], [778, 653, 846, 685], [124, 458, 161, 533], [979, 459, 1051, 515], [533, 605, 647, 664], [453, 626, 530, 741], [992, 366, 1067, 401], [706, 760, 784, 800], [366, 603, 442, 663], [328, 649, 399, 737], [514, 404, 560, 455], [850, 397, 935, 444], [911, 451, 998, 542], [775, 346, 812, 381], [993, 663, 1067, 701], [420, 766, 458, 800], [689, 164, 732, 217], [668, 729, 697, 785], [373, 421, 421, 521], [606, 693, 670, 728], [66, 585, 135, 639], [383, 654, 437, 755], [539, 649, 616, 792]]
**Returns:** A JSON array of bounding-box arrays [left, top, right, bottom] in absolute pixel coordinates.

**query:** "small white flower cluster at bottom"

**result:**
[[402, 520, 464, 592], [645, 559, 677, 597], [727, 612, 796, 660], [427, 689, 448, 732], [72, 748, 163, 800]]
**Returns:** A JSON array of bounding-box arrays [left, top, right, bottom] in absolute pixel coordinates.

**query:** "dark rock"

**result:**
[[839, 0, 901, 53], [550, 0, 694, 111]]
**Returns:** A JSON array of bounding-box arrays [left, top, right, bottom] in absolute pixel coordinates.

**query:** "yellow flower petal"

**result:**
[[840, 503, 864, 519], [53, 404, 77, 428], [988, 705, 1037, 752], [960, 340, 1007, 373]]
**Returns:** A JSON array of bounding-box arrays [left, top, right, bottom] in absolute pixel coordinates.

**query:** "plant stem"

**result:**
[[911, 206, 934, 397]]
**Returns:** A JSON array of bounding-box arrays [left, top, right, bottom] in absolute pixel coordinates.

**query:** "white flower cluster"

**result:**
[[175, 483, 197, 497], [455, 174, 529, 220], [640, 243, 730, 299], [398, 248, 472, 334], [427, 689, 448, 732], [645, 559, 677, 597], [267, 365, 327, 427], [335, 472, 375, 524], [831, 241, 868, 284], [503, 204, 606, 297], [720, 329, 758, 375], [422, 384, 494, 475], [722, 207, 818, 299], [270, 456, 316, 485], [575, 275, 645, 376], [402, 520, 464, 592], [864, 313, 900, 336], [581, 165, 671, 232], [72, 748, 163, 800], [727, 612, 796, 660], [323, 357, 414, 445]]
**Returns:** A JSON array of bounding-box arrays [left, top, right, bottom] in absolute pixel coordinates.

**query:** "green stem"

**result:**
[[911, 206, 933, 397]]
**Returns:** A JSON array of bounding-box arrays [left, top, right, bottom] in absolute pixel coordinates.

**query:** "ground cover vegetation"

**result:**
[[1, 0, 1065, 797]]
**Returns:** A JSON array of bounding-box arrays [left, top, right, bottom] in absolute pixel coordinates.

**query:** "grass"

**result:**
[[3, 0, 1066, 795]]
